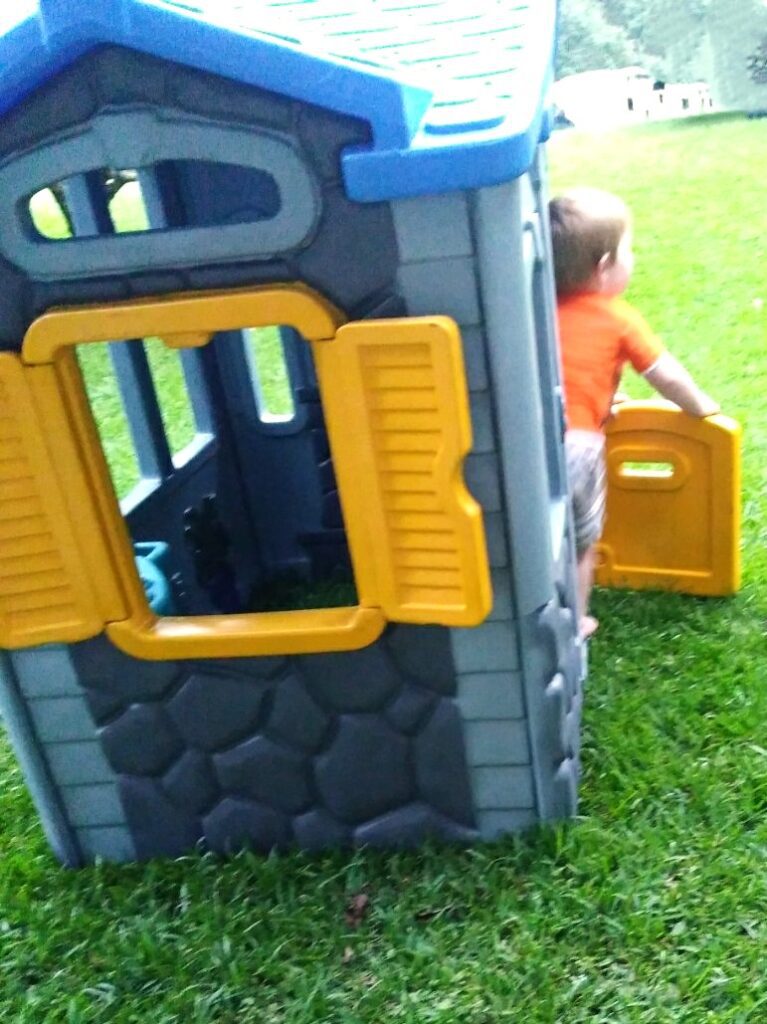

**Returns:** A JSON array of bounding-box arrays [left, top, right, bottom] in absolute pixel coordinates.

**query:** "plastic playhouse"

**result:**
[[0, 0, 583, 865]]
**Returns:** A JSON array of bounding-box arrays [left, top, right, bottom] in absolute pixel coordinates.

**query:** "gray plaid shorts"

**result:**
[[565, 431, 606, 554]]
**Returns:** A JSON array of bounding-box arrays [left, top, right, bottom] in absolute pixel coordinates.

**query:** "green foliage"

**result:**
[[747, 34, 767, 84], [2, 115, 767, 1021], [557, 0, 710, 80], [556, 0, 638, 78]]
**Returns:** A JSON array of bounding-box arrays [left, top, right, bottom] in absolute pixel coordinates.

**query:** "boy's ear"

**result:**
[[593, 250, 616, 289], [597, 251, 614, 274]]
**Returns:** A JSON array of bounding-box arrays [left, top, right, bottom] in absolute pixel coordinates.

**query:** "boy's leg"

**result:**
[[577, 544, 598, 639], [565, 431, 606, 640]]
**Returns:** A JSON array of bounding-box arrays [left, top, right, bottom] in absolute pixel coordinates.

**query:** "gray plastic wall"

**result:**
[[0, 647, 135, 865], [390, 155, 583, 838]]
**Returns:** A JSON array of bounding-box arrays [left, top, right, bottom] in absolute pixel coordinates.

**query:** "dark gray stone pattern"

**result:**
[[0, 45, 401, 348], [70, 626, 479, 860], [532, 594, 583, 819]]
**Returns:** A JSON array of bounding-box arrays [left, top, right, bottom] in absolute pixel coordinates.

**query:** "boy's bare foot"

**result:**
[[580, 615, 598, 640]]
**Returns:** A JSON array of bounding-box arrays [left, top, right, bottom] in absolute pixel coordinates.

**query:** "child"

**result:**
[[549, 187, 719, 638]]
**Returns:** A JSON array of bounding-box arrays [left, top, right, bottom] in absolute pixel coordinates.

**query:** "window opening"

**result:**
[[27, 186, 73, 240], [244, 325, 296, 422], [166, 160, 281, 225], [75, 325, 355, 619], [106, 170, 150, 234], [241, 324, 354, 610], [143, 337, 198, 461], [26, 161, 280, 243], [619, 461, 675, 480], [76, 342, 141, 499]]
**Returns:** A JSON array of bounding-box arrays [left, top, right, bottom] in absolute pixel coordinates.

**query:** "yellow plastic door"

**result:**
[[595, 401, 741, 596]]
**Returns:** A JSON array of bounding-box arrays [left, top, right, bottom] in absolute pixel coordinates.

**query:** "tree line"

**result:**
[[556, 0, 710, 81]]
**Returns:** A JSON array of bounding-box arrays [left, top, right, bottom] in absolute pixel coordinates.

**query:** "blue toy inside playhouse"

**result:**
[[0, 0, 585, 866]]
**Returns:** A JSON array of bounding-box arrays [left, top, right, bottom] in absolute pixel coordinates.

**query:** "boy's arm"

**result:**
[[643, 353, 720, 417]]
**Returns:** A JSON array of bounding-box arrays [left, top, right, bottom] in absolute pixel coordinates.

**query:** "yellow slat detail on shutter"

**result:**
[[0, 353, 125, 647], [313, 317, 492, 626]]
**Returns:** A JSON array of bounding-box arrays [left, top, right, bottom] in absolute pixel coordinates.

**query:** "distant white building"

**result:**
[[552, 67, 715, 130]]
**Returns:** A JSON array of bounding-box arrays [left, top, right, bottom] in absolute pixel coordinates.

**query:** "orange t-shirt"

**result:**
[[557, 293, 665, 433]]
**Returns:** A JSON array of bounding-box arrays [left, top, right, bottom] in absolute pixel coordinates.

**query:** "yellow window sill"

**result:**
[[106, 605, 387, 660]]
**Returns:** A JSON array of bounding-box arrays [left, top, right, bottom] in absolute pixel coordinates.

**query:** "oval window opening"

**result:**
[[619, 461, 675, 479], [25, 161, 281, 241]]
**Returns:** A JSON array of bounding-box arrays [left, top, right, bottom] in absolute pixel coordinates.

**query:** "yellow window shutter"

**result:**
[[313, 317, 492, 627], [0, 352, 126, 648]]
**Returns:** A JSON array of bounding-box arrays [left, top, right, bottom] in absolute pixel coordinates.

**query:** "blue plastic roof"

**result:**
[[0, 0, 557, 200]]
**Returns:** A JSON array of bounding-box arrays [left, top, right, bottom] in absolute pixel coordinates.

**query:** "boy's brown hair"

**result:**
[[548, 188, 630, 298]]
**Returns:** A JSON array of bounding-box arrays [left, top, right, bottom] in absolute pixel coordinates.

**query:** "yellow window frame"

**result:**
[[2, 284, 491, 660]]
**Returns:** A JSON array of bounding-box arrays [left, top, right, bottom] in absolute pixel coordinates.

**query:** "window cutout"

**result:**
[[168, 159, 281, 225], [143, 337, 198, 460], [619, 461, 675, 479], [244, 326, 296, 422], [27, 187, 73, 240], [76, 343, 141, 499], [26, 161, 280, 243], [107, 172, 150, 234], [73, 324, 353, 623]]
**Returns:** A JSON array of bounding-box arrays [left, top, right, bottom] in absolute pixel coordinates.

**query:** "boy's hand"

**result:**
[[699, 398, 721, 417], [608, 391, 631, 419]]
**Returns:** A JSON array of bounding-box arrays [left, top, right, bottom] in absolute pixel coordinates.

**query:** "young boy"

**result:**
[[549, 187, 719, 638]]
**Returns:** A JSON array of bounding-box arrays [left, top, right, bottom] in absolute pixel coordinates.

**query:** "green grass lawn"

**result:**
[[2, 115, 767, 1022]]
